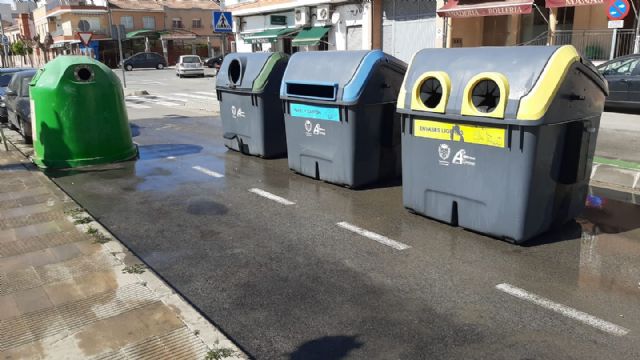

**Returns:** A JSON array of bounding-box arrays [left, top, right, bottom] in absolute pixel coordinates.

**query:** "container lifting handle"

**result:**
[[568, 94, 585, 101], [223, 132, 237, 140]]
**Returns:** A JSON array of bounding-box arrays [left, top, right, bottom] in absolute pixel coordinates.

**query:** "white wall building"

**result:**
[[229, 0, 373, 54]]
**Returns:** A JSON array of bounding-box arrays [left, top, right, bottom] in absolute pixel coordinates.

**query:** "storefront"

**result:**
[[439, 0, 633, 60]]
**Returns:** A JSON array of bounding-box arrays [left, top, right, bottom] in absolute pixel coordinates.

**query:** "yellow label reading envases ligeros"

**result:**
[[413, 119, 506, 148]]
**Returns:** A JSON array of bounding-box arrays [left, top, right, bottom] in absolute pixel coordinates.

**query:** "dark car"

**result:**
[[204, 55, 224, 69], [121, 52, 167, 71], [597, 54, 640, 108], [6, 69, 38, 142], [0, 68, 30, 123]]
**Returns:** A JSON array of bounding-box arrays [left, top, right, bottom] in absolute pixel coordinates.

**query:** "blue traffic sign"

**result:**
[[213, 11, 233, 33], [608, 0, 629, 20]]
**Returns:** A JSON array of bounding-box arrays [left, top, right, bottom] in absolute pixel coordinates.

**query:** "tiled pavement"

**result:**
[[0, 140, 244, 360]]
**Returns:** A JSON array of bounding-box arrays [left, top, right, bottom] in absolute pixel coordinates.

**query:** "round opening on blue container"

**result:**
[[228, 59, 241, 85], [471, 79, 500, 113], [419, 77, 442, 109]]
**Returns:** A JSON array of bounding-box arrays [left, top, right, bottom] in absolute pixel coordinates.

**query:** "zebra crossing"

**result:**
[[125, 91, 217, 110]]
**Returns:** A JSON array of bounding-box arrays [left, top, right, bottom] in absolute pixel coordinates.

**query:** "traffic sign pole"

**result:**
[[607, 0, 630, 59]]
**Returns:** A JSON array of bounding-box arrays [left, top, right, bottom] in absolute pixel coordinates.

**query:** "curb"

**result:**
[[591, 157, 640, 194]]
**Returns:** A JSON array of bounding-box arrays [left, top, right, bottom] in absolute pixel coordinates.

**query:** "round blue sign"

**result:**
[[608, 0, 630, 20]]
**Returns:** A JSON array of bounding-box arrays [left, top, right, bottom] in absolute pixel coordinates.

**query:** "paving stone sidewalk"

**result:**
[[0, 144, 244, 359]]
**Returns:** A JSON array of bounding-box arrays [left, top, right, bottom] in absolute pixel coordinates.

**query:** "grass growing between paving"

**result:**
[[204, 345, 237, 360], [122, 264, 146, 274]]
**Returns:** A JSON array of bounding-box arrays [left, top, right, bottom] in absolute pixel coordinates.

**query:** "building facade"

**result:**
[[229, 0, 376, 54]]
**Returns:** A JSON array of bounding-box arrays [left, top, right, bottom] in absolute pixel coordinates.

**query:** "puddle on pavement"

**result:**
[[137, 144, 202, 160], [186, 199, 228, 216]]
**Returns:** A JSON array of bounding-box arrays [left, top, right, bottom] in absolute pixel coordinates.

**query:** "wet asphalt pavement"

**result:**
[[46, 110, 640, 359]]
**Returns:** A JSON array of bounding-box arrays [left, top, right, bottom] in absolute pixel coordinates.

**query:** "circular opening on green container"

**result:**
[[228, 59, 241, 85], [419, 78, 442, 109], [471, 79, 500, 113], [74, 66, 94, 82]]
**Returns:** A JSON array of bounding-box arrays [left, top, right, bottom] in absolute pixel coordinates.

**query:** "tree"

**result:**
[[11, 39, 26, 66], [33, 33, 53, 63]]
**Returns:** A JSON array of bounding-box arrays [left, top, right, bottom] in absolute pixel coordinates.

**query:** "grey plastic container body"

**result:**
[[398, 46, 607, 243], [281, 50, 407, 188], [216, 52, 288, 158]]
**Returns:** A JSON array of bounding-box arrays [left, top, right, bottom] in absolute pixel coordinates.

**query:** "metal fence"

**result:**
[[520, 29, 637, 61]]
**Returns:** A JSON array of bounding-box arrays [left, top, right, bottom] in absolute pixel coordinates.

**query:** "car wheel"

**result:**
[[125, 64, 133, 71], [157, 63, 164, 70]]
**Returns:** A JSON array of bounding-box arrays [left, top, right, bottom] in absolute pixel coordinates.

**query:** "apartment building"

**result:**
[[33, 0, 109, 60]]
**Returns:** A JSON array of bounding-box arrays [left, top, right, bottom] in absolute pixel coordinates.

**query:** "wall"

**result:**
[[450, 17, 484, 47], [573, 4, 608, 30], [164, 8, 215, 36], [0, 4, 12, 23], [111, 11, 165, 32], [330, 3, 365, 50], [57, 13, 109, 36]]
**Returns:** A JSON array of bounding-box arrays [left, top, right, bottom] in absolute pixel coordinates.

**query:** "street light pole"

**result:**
[[220, 0, 226, 56], [108, 7, 126, 88], [0, 13, 7, 68]]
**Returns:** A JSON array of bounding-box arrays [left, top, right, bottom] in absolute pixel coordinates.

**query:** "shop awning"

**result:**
[[545, 0, 605, 8], [437, 0, 533, 17], [243, 28, 298, 44], [127, 30, 160, 39], [292, 26, 330, 47]]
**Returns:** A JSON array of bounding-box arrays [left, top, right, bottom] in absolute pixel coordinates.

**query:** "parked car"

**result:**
[[176, 55, 205, 78], [6, 69, 38, 142], [0, 68, 30, 123], [204, 55, 224, 69], [597, 54, 640, 109], [121, 52, 167, 71]]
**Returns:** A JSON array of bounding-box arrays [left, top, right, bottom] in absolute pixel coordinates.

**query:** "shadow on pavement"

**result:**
[[288, 335, 364, 360]]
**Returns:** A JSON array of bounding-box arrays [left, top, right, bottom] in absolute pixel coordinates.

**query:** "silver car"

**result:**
[[176, 55, 205, 78]]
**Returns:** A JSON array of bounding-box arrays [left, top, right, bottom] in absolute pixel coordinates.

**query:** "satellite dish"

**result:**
[[331, 11, 340, 24], [78, 20, 90, 32]]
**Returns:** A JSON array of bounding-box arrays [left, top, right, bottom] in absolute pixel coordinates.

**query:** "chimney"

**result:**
[[19, 13, 31, 39]]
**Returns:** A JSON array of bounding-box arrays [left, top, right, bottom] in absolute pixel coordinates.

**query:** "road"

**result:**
[[43, 68, 640, 359]]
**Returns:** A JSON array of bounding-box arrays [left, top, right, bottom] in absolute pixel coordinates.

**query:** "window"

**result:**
[[143, 16, 155, 29], [0, 72, 17, 87], [192, 19, 202, 28], [20, 77, 32, 97], [172, 18, 183, 29], [600, 58, 640, 76], [120, 16, 134, 30]]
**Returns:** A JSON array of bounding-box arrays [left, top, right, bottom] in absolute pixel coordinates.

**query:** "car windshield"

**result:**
[[182, 57, 200, 63], [0, 72, 17, 87]]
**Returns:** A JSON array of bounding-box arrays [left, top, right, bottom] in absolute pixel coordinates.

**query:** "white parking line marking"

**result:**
[[125, 102, 151, 109], [248, 188, 295, 205], [174, 92, 213, 100], [192, 166, 224, 178], [195, 91, 217, 96], [127, 96, 183, 107], [496, 283, 630, 336], [336, 222, 410, 250], [166, 156, 176, 160]]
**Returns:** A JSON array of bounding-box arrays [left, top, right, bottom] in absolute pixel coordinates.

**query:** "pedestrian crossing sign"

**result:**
[[213, 11, 233, 33]]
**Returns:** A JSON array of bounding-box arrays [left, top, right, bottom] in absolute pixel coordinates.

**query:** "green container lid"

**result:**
[[30, 56, 137, 169]]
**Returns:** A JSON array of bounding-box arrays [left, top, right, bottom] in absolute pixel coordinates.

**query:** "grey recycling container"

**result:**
[[397, 45, 608, 243], [216, 52, 288, 158], [280, 50, 407, 188]]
